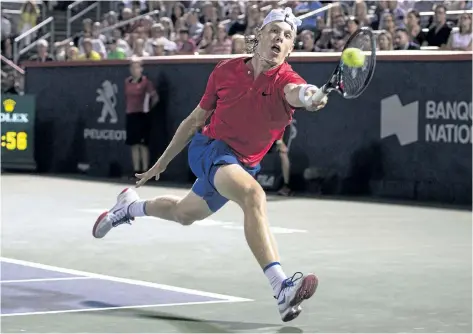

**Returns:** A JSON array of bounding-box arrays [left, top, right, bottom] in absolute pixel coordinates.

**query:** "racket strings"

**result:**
[[341, 31, 375, 98]]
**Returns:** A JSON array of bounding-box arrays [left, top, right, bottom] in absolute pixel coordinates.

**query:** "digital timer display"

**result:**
[[1, 131, 28, 151], [1, 95, 36, 170]]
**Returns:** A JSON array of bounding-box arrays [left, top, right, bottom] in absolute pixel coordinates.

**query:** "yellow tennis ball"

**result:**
[[341, 48, 365, 68]]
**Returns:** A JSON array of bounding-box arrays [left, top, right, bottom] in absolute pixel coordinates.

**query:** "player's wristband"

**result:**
[[298, 84, 318, 107]]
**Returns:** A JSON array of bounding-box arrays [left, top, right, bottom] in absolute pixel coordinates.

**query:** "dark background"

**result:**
[[24, 55, 472, 204]]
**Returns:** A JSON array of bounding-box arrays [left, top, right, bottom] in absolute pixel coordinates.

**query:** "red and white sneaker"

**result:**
[[92, 188, 139, 239], [277, 272, 318, 322]]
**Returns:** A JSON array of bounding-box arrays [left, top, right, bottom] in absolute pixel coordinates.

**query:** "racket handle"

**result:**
[[311, 85, 328, 104]]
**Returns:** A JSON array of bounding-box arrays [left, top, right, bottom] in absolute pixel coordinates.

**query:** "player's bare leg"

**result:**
[[214, 164, 278, 266], [213, 164, 317, 322], [92, 189, 213, 239], [137, 190, 212, 225]]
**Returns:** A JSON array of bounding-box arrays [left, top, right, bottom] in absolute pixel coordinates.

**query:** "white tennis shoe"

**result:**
[[92, 188, 139, 239], [277, 272, 318, 322]]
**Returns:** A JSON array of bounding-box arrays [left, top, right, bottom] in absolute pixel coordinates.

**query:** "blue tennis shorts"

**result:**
[[188, 132, 261, 212]]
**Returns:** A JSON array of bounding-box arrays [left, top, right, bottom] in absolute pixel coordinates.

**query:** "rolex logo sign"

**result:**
[[3, 99, 16, 113], [1, 98, 28, 123]]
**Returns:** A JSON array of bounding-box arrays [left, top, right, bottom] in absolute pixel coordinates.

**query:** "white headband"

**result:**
[[261, 7, 302, 32]]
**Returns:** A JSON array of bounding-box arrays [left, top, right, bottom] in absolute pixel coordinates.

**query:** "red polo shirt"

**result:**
[[199, 57, 306, 167]]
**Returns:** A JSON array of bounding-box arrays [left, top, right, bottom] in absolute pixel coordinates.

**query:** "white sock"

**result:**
[[128, 200, 148, 217], [263, 262, 287, 297]]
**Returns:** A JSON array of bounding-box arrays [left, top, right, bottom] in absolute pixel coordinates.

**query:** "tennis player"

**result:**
[[93, 7, 328, 322]]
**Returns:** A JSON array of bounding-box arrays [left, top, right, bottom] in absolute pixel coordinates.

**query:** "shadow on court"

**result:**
[[81, 301, 302, 333]]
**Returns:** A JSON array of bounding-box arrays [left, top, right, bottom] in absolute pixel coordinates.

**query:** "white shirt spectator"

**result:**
[[79, 37, 107, 59], [451, 30, 472, 49]]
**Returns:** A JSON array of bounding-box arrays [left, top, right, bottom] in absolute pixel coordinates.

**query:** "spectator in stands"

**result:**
[[66, 46, 79, 61], [140, 15, 155, 36], [387, 0, 407, 26], [405, 9, 426, 46], [107, 38, 127, 59], [160, 17, 176, 41], [446, 13, 472, 51], [79, 31, 107, 59], [120, 8, 135, 35], [136, 26, 150, 48], [231, 34, 246, 54], [151, 38, 166, 56], [73, 18, 92, 47], [297, 30, 318, 52], [380, 13, 397, 37], [78, 38, 101, 60], [196, 22, 215, 53], [245, 4, 261, 35], [176, 28, 196, 54], [175, 16, 187, 32], [29, 39, 54, 62], [200, 1, 219, 25], [226, 4, 245, 35], [377, 30, 394, 50], [102, 11, 119, 41], [150, 23, 177, 54], [112, 28, 132, 56], [171, 2, 185, 25], [394, 27, 420, 49], [424, 4, 452, 48], [210, 23, 232, 54], [124, 57, 158, 176], [132, 38, 150, 57], [354, 0, 371, 27], [315, 9, 340, 52], [318, 14, 348, 52], [18, 1, 40, 47], [83, 18, 93, 34], [370, 0, 389, 30], [92, 22, 108, 44], [187, 8, 204, 40], [346, 16, 360, 35]]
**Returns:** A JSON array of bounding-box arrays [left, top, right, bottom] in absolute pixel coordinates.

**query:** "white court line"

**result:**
[[1, 300, 240, 317], [0, 257, 252, 303], [1, 277, 92, 284]]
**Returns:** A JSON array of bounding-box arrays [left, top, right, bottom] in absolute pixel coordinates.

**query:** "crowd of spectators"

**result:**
[[62, 0, 472, 62], [2, 0, 473, 67]]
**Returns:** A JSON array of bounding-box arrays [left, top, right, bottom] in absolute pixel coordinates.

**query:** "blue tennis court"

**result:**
[[1, 257, 250, 317]]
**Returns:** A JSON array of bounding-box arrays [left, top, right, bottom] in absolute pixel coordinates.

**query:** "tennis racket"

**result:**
[[309, 27, 377, 104]]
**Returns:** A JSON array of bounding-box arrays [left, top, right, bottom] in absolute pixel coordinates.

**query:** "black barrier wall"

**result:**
[[25, 55, 472, 204]]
